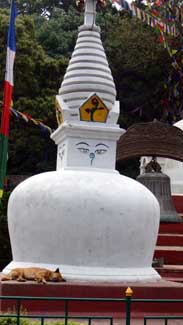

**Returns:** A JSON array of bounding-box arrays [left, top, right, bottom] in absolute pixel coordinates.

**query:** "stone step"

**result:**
[[154, 246, 183, 265], [157, 233, 183, 246], [156, 265, 183, 279], [1, 279, 183, 315], [159, 222, 183, 234], [161, 277, 183, 283]]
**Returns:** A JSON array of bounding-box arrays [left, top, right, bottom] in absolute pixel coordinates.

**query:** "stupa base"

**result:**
[[0, 276, 183, 315], [2, 261, 160, 282]]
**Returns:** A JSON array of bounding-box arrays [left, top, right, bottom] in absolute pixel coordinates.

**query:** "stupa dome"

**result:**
[[7, 168, 160, 281]]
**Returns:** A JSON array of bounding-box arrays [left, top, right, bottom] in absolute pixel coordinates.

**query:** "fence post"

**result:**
[[16, 298, 21, 325], [65, 300, 68, 325], [125, 287, 133, 325]]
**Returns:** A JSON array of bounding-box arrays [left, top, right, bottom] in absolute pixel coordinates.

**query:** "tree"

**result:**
[[0, 0, 75, 17], [35, 6, 83, 58], [96, 9, 170, 128], [0, 192, 12, 269], [131, 0, 183, 124], [0, 9, 68, 174]]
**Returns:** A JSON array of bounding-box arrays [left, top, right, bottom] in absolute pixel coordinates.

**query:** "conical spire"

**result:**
[[59, 0, 117, 114]]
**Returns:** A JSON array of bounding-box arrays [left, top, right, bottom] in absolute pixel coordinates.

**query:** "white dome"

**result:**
[[5, 169, 160, 282]]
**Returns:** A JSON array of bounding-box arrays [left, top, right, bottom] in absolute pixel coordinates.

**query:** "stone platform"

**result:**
[[0, 278, 183, 316], [154, 222, 183, 282]]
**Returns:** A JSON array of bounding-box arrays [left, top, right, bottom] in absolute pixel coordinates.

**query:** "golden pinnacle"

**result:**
[[125, 287, 133, 297]]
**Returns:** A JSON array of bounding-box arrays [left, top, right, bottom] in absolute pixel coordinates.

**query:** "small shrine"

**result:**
[[3, 0, 160, 282], [117, 120, 183, 222], [157, 120, 183, 214]]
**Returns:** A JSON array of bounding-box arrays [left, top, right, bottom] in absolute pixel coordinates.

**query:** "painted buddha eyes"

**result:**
[[77, 148, 107, 155], [76, 142, 109, 154], [75, 142, 109, 165], [77, 147, 90, 154], [95, 149, 107, 155]]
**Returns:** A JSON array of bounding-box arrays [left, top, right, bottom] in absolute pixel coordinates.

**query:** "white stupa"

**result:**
[[3, 0, 160, 282]]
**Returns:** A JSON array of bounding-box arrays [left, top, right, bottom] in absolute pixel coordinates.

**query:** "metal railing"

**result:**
[[0, 288, 182, 325], [144, 316, 183, 325]]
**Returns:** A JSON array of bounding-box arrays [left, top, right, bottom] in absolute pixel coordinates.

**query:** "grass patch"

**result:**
[[0, 318, 83, 325]]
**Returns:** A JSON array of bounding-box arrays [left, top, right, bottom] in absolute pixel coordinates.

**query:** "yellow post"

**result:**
[[125, 287, 133, 297], [125, 287, 133, 325]]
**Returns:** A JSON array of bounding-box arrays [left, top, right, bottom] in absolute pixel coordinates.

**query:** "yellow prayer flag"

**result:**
[[31, 118, 39, 125], [0, 189, 3, 199], [171, 49, 178, 55]]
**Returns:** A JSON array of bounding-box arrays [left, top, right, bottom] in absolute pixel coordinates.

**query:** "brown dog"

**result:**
[[1, 267, 65, 284]]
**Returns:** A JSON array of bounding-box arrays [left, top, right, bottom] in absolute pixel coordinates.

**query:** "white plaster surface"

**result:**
[[3, 262, 160, 282], [5, 169, 160, 282], [52, 121, 123, 170], [59, 26, 116, 111]]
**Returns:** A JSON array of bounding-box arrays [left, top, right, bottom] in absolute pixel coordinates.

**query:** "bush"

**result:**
[[0, 191, 12, 270], [0, 317, 28, 325], [0, 319, 83, 325]]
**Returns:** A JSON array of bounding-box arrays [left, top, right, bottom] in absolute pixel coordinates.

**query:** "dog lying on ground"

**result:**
[[1, 267, 65, 284]]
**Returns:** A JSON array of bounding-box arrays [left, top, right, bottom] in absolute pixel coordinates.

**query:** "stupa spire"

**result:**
[[84, 0, 97, 26], [56, 0, 118, 127]]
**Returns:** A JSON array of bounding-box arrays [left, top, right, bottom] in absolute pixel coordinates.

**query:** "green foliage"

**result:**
[[134, 0, 183, 123], [0, 9, 68, 174], [96, 10, 170, 127], [0, 192, 12, 269], [0, 0, 76, 16], [0, 317, 28, 325], [35, 6, 83, 59], [0, 319, 83, 325], [0, 191, 10, 217]]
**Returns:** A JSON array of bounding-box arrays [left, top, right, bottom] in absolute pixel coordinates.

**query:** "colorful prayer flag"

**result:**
[[111, 0, 122, 11], [0, 0, 17, 199]]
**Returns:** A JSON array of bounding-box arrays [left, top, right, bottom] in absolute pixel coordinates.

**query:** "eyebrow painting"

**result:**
[[95, 143, 109, 148], [76, 142, 90, 146], [75, 141, 110, 166]]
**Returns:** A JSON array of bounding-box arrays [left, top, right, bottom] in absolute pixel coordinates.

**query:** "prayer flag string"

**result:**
[[10, 107, 53, 134]]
